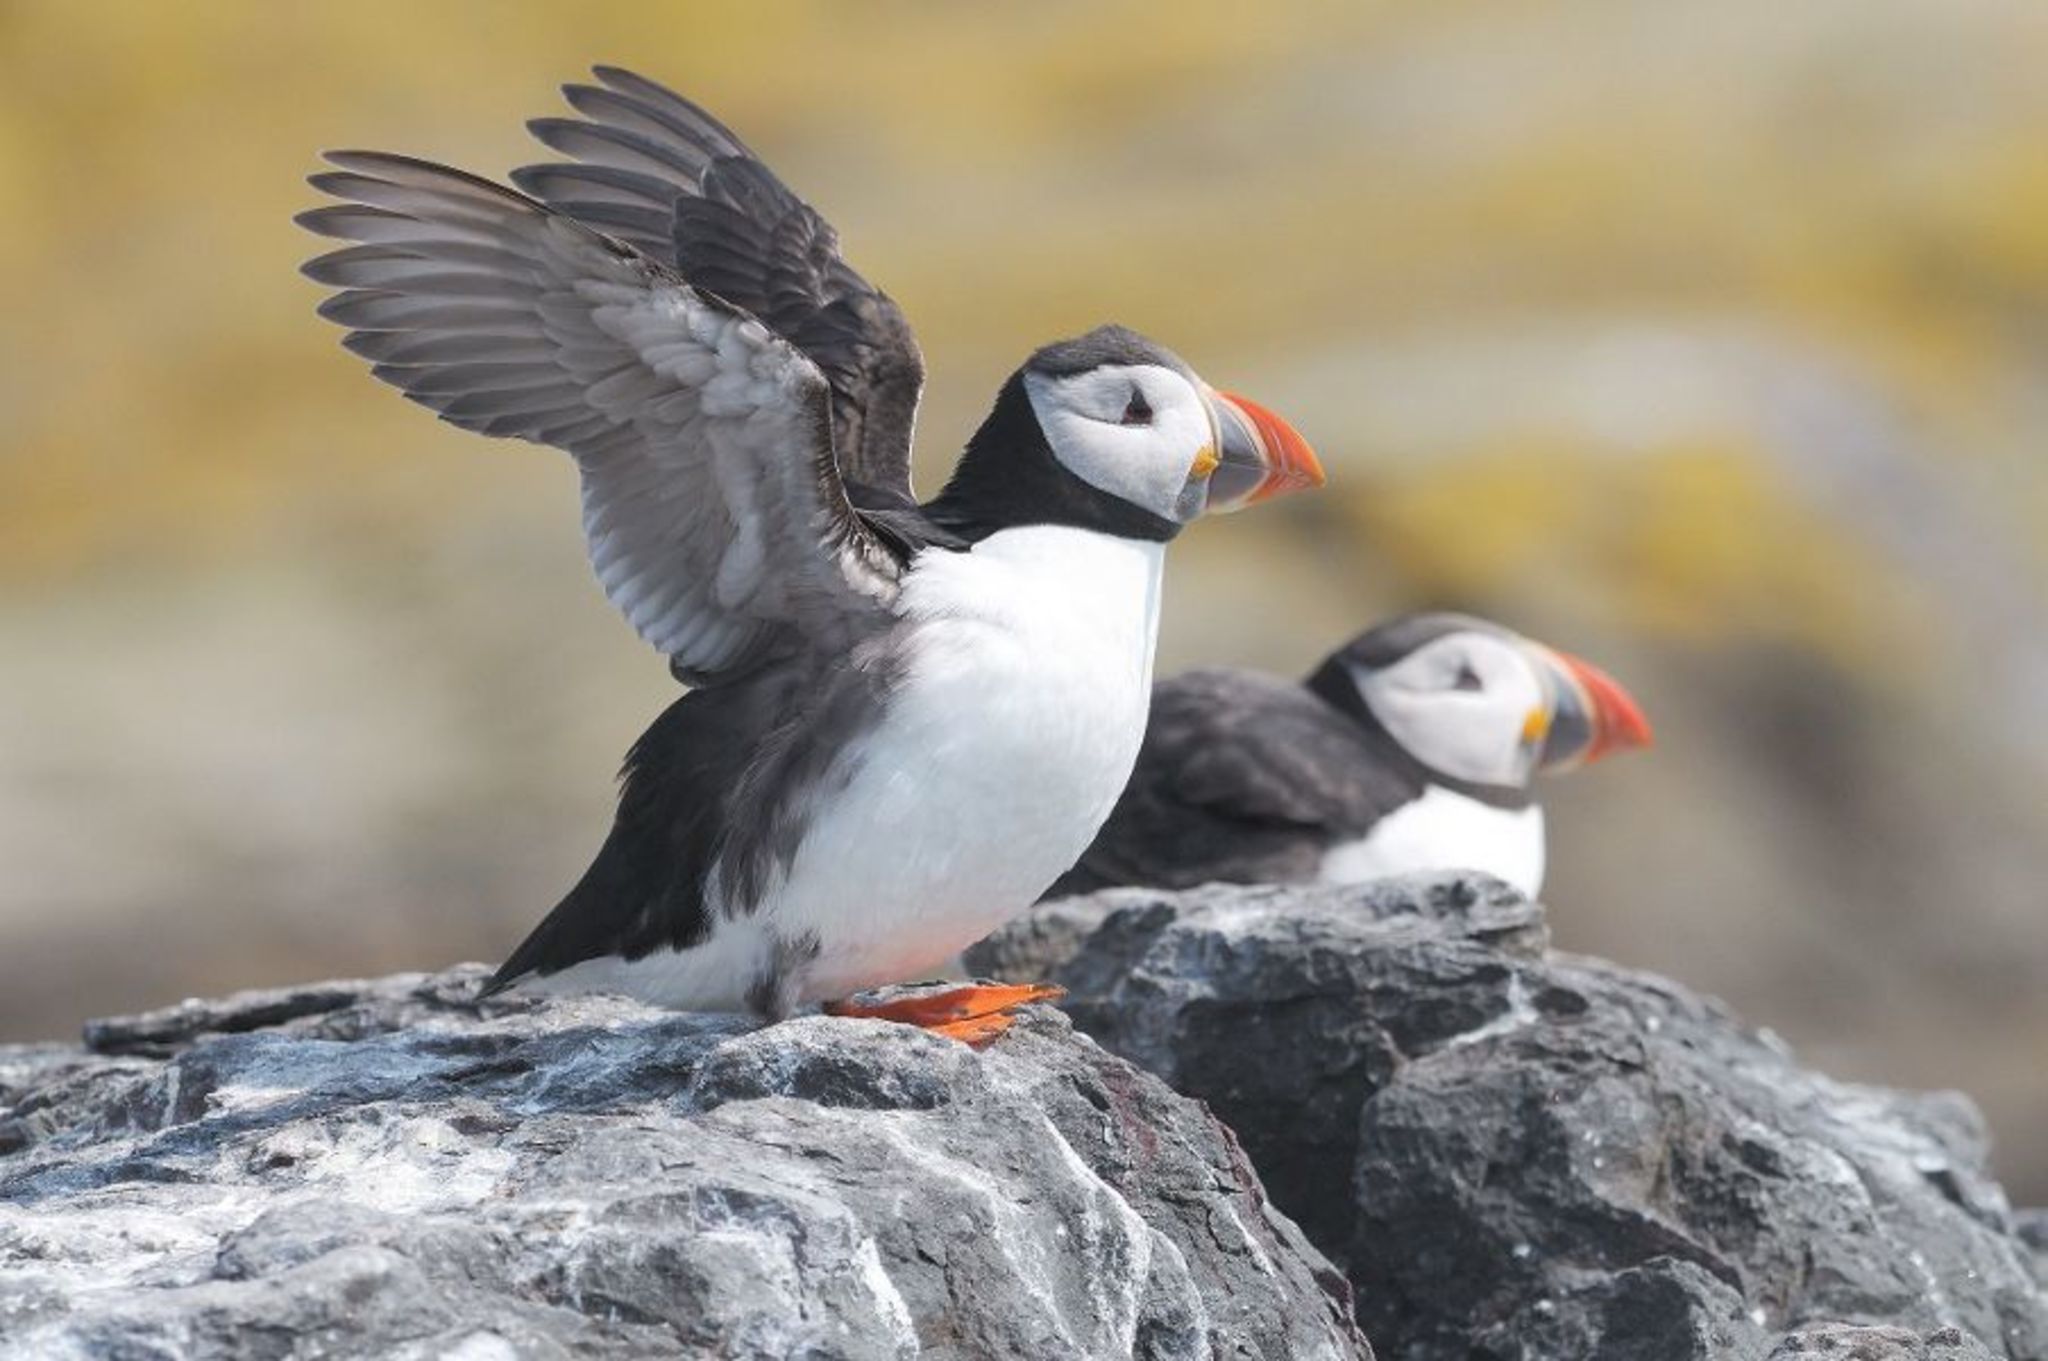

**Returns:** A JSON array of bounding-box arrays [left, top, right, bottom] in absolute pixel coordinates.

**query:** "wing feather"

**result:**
[[512, 67, 925, 501], [300, 150, 897, 681]]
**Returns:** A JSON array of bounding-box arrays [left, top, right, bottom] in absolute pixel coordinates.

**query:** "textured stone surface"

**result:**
[[1764, 1324, 1997, 1360], [2018, 1209, 2048, 1293], [0, 967, 1367, 1360], [969, 876, 2048, 1360]]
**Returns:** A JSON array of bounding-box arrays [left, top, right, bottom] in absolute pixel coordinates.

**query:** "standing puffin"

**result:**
[[1051, 613, 1650, 899], [298, 67, 1322, 1043]]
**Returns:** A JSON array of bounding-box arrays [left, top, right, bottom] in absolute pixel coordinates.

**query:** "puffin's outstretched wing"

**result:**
[[1049, 670, 1416, 895], [510, 66, 926, 505], [299, 152, 899, 684]]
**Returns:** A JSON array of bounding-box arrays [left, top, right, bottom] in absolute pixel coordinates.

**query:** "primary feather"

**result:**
[[299, 148, 899, 682], [511, 66, 926, 502]]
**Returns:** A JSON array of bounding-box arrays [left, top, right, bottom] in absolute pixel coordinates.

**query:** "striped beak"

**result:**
[[1531, 646, 1653, 772], [1201, 388, 1325, 514]]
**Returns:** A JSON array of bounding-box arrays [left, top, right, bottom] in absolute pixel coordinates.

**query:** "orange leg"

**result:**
[[823, 980, 1065, 1047]]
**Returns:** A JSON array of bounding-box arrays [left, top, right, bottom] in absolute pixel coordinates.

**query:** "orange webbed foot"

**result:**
[[823, 980, 1065, 1048]]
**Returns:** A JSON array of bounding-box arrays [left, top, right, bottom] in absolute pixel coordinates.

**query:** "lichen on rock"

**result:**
[[0, 968, 1367, 1360]]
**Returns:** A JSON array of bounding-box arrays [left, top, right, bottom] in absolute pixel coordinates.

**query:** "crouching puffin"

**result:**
[[1050, 613, 1650, 900], [299, 67, 1323, 1043]]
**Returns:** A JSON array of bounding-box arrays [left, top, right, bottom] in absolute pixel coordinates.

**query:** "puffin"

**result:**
[[298, 66, 1323, 1043], [1049, 612, 1650, 900]]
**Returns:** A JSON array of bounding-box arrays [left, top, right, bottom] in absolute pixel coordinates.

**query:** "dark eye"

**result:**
[[1120, 389, 1153, 426], [1451, 663, 1483, 691]]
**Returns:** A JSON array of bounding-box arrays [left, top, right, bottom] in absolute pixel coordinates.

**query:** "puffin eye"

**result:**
[[1451, 662, 1483, 692], [1119, 389, 1153, 426]]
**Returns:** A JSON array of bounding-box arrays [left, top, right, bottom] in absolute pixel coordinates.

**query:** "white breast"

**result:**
[[1318, 787, 1546, 898], [772, 524, 1164, 999]]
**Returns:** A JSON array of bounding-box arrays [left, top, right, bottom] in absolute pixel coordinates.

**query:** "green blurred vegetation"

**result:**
[[4, 2, 2047, 1194]]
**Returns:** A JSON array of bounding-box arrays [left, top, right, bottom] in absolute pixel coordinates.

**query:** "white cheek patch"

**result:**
[[1024, 365, 1210, 521], [1355, 638, 1546, 787]]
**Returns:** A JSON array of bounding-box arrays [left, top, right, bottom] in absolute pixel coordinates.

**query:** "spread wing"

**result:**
[[509, 66, 925, 504], [1050, 670, 1418, 896], [299, 151, 900, 684]]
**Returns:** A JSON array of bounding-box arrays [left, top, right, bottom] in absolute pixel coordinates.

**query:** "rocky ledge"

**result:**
[[6, 878, 2044, 1361], [968, 876, 2048, 1360], [0, 970, 1364, 1359]]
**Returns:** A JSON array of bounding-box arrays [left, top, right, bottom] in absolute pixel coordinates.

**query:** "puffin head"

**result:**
[[933, 325, 1323, 541], [1309, 613, 1653, 789]]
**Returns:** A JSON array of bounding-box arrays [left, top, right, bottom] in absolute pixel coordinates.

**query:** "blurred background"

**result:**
[[3, 2, 2044, 1194]]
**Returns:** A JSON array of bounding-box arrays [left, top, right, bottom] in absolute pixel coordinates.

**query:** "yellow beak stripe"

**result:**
[[1520, 708, 1550, 745], [1190, 445, 1220, 478]]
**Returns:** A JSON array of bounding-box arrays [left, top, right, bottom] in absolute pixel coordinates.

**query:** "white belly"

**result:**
[[543, 525, 1167, 1010], [1318, 787, 1546, 898], [786, 525, 1165, 998]]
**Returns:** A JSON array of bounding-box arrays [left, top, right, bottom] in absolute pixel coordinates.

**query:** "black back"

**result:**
[[1050, 668, 1427, 895]]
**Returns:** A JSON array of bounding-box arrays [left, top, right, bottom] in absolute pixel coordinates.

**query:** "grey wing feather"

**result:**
[[510, 66, 925, 502], [299, 151, 898, 682], [1052, 670, 1416, 895]]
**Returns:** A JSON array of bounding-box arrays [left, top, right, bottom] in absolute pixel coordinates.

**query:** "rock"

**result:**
[[968, 876, 2048, 1360], [1764, 1324, 1997, 1360], [2018, 1209, 2048, 1292], [975, 876, 1551, 1262], [0, 967, 1368, 1360], [76, 970, 491, 1058]]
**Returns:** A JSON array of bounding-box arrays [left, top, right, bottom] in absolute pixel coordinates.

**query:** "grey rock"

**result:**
[[2018, 1210, 2048, 1292], [0, 967, 1368, 1360], [77, 970, 493, 1058], [974, 875, 1552, 1262], [970, 876, 2047, 1361], [1765, 1323, 1998, 1360]]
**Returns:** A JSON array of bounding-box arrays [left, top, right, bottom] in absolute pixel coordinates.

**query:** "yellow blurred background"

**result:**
[[4, 2, 2046, 1194]]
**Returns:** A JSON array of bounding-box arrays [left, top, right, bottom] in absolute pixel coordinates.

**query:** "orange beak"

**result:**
[[1533, 647, 1653, 771], [1202, 388, 1326, 513]]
